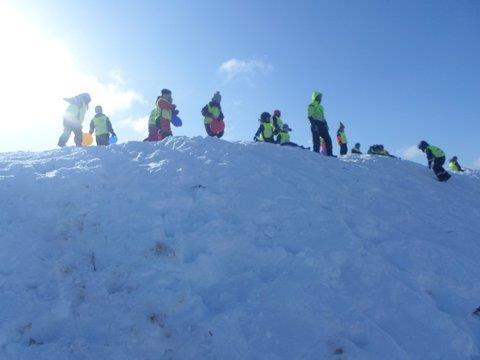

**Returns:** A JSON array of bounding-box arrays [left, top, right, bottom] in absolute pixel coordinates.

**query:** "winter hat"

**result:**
[[282, 124, 292, 132], [273, 110, 281, 117], [418, 140, 429, 151], [452, 156, 458, 161], [339, 122, 345, 129], [212, 91, 222, 104], [260, 112, 271, 122], [95, 105, 103, 114], [161, 88, 172, 95], [355, 143, 361, 148]]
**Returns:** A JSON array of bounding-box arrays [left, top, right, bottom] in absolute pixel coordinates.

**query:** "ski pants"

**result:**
[[144, 122, 172, 142], [204, 123, 224, 138], [58, 119, 82, 147], [96, 134, 109, 146], [432, 156, 451, 182], [144, 125, 160, 142], [311, 120, 333, 156], [340, 144, 348, 155]]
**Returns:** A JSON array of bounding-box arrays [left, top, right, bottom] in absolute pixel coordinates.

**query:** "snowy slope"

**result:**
[[1, 137, 480, 360]]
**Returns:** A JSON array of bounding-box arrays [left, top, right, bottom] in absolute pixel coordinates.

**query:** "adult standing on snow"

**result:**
[[418, 140, 451, 182], [58, 93, 91, 147], [336, 122, 348, 156], [89, 106, 116, 146], [144, 89, 178, 142], [308, 91, 333, 156], [202, 91, 225, 138]]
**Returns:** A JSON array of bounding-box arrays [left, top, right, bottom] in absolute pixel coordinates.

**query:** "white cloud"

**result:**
[[397, 145, 423, 160], [118, 116, 148, 134], [108, 67, 126, 85], [0, 2, 144, 151], [218, 58, 273, 82]]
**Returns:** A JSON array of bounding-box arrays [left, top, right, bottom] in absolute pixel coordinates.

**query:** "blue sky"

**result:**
[[1, 0, 479, 167]]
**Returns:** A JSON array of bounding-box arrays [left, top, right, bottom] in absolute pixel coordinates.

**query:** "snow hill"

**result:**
[[1, 137, 480, 360]]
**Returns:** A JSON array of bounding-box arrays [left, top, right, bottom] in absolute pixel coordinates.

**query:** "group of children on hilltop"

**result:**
[[57, 90, 467, 182], [58, 93, 116, 148]]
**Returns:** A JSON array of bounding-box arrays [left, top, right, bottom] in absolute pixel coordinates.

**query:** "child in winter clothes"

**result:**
[[368, 144, 396, 158], [448, 156, 465, 172], [272, 110, 284, 135], [58, 93, 91, 147], [418, 140, 451, 182], [254, 112, 275, 143], [144, 89, 178, 142], [336, 122, 348, 155], [202, 91, 224, 138], [277, 124, 308, 149], [89, 106, 116, 146], [308, 91, 333, 156], [351, 143, 362, 154]]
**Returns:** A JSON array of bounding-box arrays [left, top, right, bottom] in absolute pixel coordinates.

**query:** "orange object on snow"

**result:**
[[82, 133, 93, 146]]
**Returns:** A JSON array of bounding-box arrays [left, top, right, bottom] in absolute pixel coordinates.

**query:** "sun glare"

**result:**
[[0, 2, 143, 151], [0, 3, 75, 133]]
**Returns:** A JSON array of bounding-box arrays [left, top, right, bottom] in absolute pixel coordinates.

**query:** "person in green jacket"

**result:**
[[308, 91, 333, 156], [144, 89, 178, 142], [351, 143, 362, 154], [336, 122, 348, 155], [58, 93, 91, 147], [272, 110, 284, 136], [448, 156, 465, 172], [254, 112, 275, 143], [276, 124, 309, 149], [418, 140, 451, 182], [89, 106, 116, 146], [368, 144, 396, 157], [202, 91, 224, 138], [276, 123, 291, 144]]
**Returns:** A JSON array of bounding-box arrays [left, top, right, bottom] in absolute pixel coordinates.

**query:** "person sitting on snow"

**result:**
[[144, 89, 178, 142], [336, 122, 348, 155], [272, 110, 284, 136], [89, 106, 116, 146], [448, 156, 465, 172], [58, 93, 91, 147], [254, 112, 275, 143], [418, 140, 451, 182], [202, 91, 225, 138], [276, 124, 309, 149], [368, 144, 396, 158], [351, 143, 362, 154]]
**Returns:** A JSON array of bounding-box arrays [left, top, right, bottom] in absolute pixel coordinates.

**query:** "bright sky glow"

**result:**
[[0, 2, 143, 150]]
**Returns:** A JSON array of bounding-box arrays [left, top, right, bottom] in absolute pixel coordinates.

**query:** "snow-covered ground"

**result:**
[[1, 137, 480, 360]]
